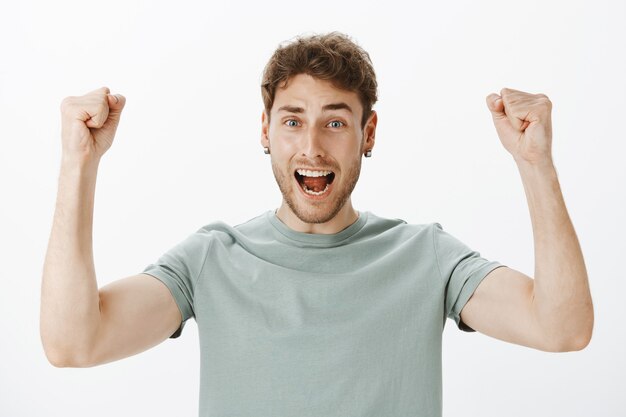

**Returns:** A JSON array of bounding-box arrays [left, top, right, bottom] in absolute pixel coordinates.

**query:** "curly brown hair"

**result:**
[[261, 31, 378, 130]]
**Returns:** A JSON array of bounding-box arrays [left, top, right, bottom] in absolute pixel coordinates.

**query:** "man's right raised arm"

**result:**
[[40, 87, 182, 368]]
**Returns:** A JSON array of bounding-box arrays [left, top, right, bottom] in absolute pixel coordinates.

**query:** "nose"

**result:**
[[301, 126, 326, 158]]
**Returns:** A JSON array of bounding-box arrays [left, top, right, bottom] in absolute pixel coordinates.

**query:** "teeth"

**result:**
[[296, 169, 332, 177], [303, 183, 330, 196]]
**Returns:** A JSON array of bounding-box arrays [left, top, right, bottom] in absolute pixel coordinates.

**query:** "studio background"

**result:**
[[1, 0, 624, 416]]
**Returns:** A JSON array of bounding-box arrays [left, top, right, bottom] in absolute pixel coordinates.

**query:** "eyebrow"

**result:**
[[276, 102, 353, 114]]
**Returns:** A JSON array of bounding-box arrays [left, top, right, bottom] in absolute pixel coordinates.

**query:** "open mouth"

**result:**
[[294, 168, 336, 196]]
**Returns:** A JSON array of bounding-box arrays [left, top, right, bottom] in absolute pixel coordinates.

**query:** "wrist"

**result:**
[[61, 152, 100, 172], [515, 157, 556, 176], [516, 160, 560, 195]]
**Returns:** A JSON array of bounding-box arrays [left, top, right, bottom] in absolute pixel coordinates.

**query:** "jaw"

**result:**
[[274, 170, 340, 225], [271, 156, 361, 229], [277, 189, 357, 232]]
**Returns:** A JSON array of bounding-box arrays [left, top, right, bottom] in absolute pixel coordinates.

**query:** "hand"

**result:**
[[486, 88, 553, 167], [60, 86, 126, 163]]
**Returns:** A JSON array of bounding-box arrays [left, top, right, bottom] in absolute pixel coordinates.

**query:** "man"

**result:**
[[40, 32, 594, 416]]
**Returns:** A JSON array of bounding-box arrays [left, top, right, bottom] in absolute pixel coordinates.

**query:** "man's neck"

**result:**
[[275, 201, 359, 235]]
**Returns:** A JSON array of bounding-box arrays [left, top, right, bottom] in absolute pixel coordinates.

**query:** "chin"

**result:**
[[289, 201, 344, 224], [279, 180, 349, 224], [272, 159, 360, 225]]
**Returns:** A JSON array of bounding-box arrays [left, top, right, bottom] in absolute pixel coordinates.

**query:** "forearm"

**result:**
[[40, 156, 102, 365], [517, 161, 594, 350]]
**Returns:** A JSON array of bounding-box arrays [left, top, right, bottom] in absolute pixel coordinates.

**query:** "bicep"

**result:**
[[460, 266, 552, 351], [82, 273, 182, 367]]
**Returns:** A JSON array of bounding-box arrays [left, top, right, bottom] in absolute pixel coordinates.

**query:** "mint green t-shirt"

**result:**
[[142, 210, 505, 417]]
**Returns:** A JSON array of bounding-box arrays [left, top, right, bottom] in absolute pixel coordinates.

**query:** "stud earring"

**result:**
[[263, 147, 270, 154], [364, 149, 372, 158]]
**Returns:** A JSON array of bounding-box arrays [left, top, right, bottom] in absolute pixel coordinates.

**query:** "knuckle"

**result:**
[[537, 93, 551, 104], [98, 95, 109, 109], [60, 96, 74, 112]]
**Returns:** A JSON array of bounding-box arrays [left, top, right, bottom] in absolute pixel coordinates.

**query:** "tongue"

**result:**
[[302, 176, 328, 193]]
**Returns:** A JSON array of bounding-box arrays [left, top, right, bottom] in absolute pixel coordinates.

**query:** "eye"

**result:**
[[284, 119, 300, 127], [328, 120, 345, 128]]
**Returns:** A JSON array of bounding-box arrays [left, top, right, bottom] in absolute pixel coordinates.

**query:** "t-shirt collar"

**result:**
[[266, 209, 368, 247]]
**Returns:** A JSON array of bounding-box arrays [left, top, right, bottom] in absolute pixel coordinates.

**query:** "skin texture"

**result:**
[[459, 89, 593, 352], [260, 73, 377, 234], [41, 81, 593, 371], [259, 79, 593, 351], [42, 88, 185, 368]]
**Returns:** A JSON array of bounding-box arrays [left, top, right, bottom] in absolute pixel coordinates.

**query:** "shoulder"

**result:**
[[191, 211, 274, 248], [362, 211, 438, 242]]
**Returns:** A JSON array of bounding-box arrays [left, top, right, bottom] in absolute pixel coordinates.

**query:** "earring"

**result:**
[[263, 147, 270, 154], [364, 149, 372, 158]]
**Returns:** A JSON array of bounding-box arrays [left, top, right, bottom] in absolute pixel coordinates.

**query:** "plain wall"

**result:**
[[1, 0, 624, 415]]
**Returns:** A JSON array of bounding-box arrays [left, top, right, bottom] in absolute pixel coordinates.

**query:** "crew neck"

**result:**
[[266, 209, 368, 247]]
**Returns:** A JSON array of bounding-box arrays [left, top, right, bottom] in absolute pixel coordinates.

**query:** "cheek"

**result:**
[[271, 134, 301, 155], [331, 141, 360, 161], [268, 142, 295, 166]]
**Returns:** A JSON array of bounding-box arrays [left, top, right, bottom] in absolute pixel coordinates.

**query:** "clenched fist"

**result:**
[[60, 86, 126, 162], [486, 88, 553, 167]]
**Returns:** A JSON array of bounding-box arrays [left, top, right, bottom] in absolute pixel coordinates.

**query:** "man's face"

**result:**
[[261, 73, 376, 225]]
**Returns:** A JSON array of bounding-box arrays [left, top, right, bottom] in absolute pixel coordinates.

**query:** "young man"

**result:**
[[41, 32, 593, 416]]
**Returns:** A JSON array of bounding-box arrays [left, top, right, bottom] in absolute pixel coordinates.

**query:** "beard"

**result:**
[[271, 155, 362, 224]]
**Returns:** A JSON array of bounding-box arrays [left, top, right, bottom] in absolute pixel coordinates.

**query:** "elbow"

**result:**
[[41, 326, 96, 368], [44, 349, 74, 368], [546, 323, 594, 353], [546, 301, 595, 353], [569, 304, 595, 351], [44, 344, 91, 368], [41, 323, 67, 367], [542, 336, 589, 353], [41, 336, 69, 367], [556, 333, 592, 352], [571, 333, 592, 351], [43, 346, 92, 368], [571, 320, 594, 351]]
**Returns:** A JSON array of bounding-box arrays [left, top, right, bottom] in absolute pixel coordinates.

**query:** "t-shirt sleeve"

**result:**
[[141, 228, 211, 339], [432, 222, 506, 332]]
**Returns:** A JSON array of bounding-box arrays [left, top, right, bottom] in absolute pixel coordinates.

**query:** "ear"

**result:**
[[260, 110, 270, 149], [362, 110, 377, 153]]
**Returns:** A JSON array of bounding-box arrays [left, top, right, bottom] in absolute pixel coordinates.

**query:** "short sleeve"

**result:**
[[432, 222, 506, 332], [141, 228, 211, 338]]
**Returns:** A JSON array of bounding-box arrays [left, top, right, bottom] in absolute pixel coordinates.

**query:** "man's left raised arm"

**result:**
[[517, 152, 595, 351], [483, 88, 594, 351]]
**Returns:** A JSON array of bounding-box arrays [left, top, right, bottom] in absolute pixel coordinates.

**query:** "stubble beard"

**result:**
[[271, 156, 362, 224]]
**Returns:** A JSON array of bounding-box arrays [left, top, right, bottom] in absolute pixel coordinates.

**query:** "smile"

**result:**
[[294, 168, 336, 198]]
